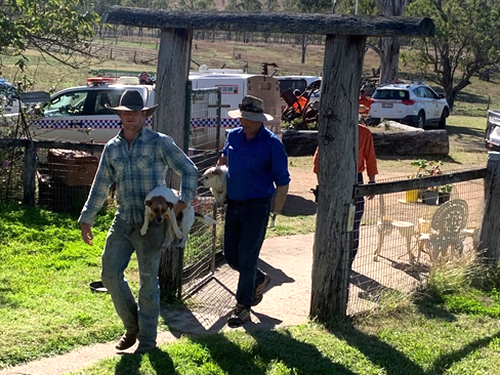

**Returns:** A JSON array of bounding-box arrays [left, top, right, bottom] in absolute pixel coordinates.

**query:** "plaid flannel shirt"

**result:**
[[78, 127, 198, 226]]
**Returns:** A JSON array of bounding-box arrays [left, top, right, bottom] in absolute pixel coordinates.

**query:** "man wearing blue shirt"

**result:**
[[79, 90, 198, 353], [218, 95, 290, 327]]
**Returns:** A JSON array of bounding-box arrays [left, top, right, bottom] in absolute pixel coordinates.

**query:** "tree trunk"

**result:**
[[155, 27, 193, 299], [379, 37, 400, 84], [310, 34, 366, 322], [375, 0, 407, 84], [282, 129, 449, 156], [372, 129, 449, 155], [301, 34, 307, 64]]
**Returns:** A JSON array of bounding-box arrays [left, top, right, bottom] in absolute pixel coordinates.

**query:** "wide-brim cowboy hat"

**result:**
[[105, 89, 158, 117], [228, 95, 274, 123]]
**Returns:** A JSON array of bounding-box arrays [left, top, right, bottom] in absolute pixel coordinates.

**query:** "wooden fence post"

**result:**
[[310, 34, 366, 322], [479, 151, 500, 262], [155, 27, 193, 300], [23, 140, 36, 206]]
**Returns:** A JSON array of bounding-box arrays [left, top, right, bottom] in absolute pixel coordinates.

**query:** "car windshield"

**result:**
[[278, 79, 308, 94], [44, 91, 88, 117], [93, 90, 124, 115], [373, 89, 409, 100]]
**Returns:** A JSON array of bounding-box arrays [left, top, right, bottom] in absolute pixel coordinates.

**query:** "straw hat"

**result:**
[[106, 89, 157, 117], [228, 95, 273, 123]]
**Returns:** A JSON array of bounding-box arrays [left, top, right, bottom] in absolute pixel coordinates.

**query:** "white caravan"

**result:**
[[189, 66, 282, 149]]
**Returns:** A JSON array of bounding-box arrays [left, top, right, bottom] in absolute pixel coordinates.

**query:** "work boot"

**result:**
[[115, 333, 137, 351], [252, 274, 271, 306], [227, 304, 251, 327]]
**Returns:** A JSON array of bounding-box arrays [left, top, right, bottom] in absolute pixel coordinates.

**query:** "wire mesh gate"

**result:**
[[180, 87, 225, 298]]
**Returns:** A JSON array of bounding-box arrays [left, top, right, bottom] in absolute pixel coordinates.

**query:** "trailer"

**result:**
[[189, 67, 282, 149]]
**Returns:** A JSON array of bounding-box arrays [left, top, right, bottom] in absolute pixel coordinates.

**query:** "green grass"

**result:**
[[72, 305, 500, 375], [0, 202, 126, 368]]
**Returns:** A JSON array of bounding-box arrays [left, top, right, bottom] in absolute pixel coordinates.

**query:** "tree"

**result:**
[[281, 0, 331, 64], [0, 0, 98, 71], [332, 0, 407, 84], [225, 0, 263, 11], [374, 0, 408, 84], [178, 0, 216, 10], [406, 0, 500, 110]]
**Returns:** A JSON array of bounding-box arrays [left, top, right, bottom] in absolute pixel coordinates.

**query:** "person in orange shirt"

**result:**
[[358, 89, 371, 115], [312, 124, 378, 263]]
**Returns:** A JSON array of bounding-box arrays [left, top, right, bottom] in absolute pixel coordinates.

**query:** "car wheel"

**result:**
[[438, 108, 449, 129], [417, 112, 425, 129]]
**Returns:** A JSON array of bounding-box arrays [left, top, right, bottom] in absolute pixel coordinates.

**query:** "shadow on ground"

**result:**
[[159, 258, 295, 336], [282, 194, 317, 216]]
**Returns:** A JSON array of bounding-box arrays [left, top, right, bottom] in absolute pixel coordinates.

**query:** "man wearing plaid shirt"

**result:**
[[79, 90, 198, 354]]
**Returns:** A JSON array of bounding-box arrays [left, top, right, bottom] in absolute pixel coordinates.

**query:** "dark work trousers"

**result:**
[[351, 173, 365, 266], [223, 197, 271, 307]]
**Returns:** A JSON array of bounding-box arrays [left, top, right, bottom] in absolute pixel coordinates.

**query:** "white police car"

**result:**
[[31, 77, 155, 143]]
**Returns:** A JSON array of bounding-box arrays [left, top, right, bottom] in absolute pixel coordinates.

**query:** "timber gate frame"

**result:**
[[102, 7, 435, 322]]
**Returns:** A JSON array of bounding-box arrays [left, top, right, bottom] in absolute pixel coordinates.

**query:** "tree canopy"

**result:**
[[406, 0, 500, 109], [0, 0, 98, 70]]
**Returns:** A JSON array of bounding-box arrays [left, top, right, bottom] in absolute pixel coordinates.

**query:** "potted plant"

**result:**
[[422, 186, 439, 205], [438, 184, 453, 204], [407, 159, 443, 204]]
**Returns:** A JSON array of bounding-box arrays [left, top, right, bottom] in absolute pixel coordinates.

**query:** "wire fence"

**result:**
[[347, 171, 484, 315]]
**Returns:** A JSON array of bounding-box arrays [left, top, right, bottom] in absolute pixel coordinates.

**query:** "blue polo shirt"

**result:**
[[221, 126, 290, 201]]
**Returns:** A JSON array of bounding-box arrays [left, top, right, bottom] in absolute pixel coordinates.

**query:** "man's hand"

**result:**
[[81, 223, 94, 246], [173, 200, 187, 216]]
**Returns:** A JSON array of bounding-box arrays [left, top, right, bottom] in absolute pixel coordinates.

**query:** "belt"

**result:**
[[226, 197, 271, 206]]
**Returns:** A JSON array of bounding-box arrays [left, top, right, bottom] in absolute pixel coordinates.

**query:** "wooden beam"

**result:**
[[0, 139, 104, 152], [355, 168, 487, 197], [102, 7, 435, 38]]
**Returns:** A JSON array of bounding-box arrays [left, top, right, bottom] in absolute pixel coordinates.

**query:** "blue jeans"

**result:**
[[224, 197, 271, 307], [101, 216, 167, 347]]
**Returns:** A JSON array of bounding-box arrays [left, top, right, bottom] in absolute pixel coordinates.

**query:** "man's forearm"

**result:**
[[217, 155, 227, 166], [273, 184, 289, 213]]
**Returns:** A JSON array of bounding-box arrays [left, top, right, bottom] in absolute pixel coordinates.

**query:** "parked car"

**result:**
[[0, 79, 20, 118], [31, 77, 155, 143], [484, 110, 500, 151], [368, 82, 449, 129]]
